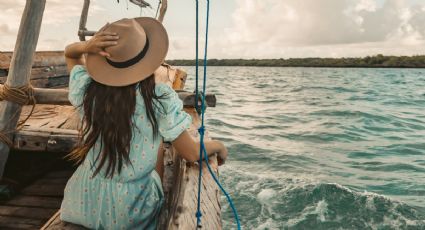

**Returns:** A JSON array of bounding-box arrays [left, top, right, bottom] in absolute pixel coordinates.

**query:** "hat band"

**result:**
[[105, 38, 150, 69]]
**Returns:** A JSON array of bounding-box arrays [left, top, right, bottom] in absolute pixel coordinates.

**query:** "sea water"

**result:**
[[183, 67, 425, 230]]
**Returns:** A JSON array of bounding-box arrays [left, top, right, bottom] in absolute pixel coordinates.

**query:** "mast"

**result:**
[[0, 0, 47, 178]]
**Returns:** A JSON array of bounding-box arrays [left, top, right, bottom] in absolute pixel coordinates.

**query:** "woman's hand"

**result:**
[[84, 31, 119, 58], [64, 28, 119, 72], [216, 141, 228, 166]]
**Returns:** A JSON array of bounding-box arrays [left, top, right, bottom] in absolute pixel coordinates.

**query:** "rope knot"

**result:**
[[196, 211, 202, 218], [198, 126, 205, 136]]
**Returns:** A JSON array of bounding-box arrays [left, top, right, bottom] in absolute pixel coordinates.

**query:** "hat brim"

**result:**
[[86, 17, 169, 87]]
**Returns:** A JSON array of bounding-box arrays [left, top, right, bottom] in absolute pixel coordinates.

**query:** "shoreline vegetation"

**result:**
[[167, 54, 425, 68]]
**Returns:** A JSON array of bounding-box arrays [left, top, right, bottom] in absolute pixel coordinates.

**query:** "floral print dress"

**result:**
[[60, 65, 191, 229]]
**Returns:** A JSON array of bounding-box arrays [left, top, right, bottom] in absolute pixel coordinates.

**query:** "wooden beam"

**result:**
[[33, 88, 70, 105], [0, 85, 216, 107], [177, 90, 216, 108], [0, 51, 65, 70], [13, 127, 78, 153], [158, 0, 168, 23], [0, 0, 46, 178]]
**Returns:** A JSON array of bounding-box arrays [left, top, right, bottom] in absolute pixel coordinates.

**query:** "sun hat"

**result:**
[[86, 17, 169, 86]]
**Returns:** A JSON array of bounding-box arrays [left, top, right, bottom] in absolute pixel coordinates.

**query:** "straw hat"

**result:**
[[86, 17, 169, 86]]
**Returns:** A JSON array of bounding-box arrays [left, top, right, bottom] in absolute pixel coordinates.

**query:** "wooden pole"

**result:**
[[158, 0, 168, 23], [0, 0, 46, 178], [78, 0, 91, 41]]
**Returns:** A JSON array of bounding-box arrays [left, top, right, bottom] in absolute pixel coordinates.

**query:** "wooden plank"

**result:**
[[60, 110, 80, 130], [4, 195, 62, 209], [43, 171, 73, 179], [32, 177, 69, 185], [14, 130, 49, 151], [13, 128, 78, 153], [177, 91, 216, 108], [21, 183, 65, 197], [0, 51, 65, 69], [0, 215, 45, 229], [165, 108, 222, 230], [0, 0, 47, 177], [157, 67, 221, 229], [0, 205, 57, 219]]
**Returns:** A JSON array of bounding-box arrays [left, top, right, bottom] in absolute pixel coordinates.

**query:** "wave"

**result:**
[[223, 182, 425, 230]]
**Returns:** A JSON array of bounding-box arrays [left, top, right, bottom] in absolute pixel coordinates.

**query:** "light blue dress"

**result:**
[[60, 65, 192, 229]]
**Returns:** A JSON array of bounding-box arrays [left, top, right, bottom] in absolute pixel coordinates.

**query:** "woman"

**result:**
[[60, 17, 227, 229]]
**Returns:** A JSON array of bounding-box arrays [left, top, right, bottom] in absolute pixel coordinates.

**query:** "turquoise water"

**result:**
[[184, 67, 425, 230]]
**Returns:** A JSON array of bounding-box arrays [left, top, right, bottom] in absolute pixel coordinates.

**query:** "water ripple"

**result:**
[[182, 66, 425, 229]]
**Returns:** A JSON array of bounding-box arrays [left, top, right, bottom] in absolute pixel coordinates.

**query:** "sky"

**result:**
[[1, 0, 425, 59]]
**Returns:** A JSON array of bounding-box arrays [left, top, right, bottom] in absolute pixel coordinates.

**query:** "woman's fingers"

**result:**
[[98, 51, 111, 58], [97, 31, 118, 37], [97, 41, 118, 48], [100, 35, 119, 41]]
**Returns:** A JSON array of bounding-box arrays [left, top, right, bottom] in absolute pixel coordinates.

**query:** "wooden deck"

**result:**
[[0, 170, 73, 229]]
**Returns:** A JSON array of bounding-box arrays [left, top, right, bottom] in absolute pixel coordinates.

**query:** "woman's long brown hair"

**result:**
[[67, 74, 166, 178]]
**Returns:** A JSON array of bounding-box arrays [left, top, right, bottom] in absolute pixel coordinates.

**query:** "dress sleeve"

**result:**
[[68, 65, 91, 108], [155, 84, 192, 142]]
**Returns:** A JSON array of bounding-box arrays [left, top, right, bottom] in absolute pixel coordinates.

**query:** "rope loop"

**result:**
[[0, 83, 37, 147], [0, 84, 36, 106]]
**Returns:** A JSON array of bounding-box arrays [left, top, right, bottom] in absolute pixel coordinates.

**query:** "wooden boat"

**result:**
[[0, 0, 224, 229]]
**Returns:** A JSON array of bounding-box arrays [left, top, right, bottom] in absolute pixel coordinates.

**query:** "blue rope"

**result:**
[[195, 0, 241, 229], [195, 0, 203, 228]]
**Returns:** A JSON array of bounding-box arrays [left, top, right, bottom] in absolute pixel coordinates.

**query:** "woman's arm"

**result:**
[[64, 31, 119, 72], [172, 130, 228, 166]]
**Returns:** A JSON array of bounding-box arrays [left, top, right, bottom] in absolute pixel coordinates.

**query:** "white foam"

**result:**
[[315, 200, 329, 222], [257, 189, 276, 204], [254, 218, 278, 230]]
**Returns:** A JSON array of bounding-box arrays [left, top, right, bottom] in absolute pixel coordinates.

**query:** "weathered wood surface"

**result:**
[[158, 69, 222, 229], [0, 0, 47, 178], [10, 104, 79, 153], [0, 51, 65, 70], [0, 53, 67, 88], [0, 170, 73, 229], [158, 0, 168, 23], [0, 51, 68, 88], [161, 108, 222, 230]]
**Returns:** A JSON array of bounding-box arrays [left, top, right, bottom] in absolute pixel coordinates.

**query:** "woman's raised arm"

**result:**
[[64, 31, 119, 72]]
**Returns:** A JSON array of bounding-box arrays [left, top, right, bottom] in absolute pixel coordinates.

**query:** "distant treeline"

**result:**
[[166, 54, 425, 68]]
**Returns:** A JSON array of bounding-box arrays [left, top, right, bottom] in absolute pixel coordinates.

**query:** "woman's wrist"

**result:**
[[65, 41, 88, 58]]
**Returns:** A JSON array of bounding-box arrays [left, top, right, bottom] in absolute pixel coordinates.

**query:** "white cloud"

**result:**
[[204, 0, 425, 58], [1, 0, 425, 58], [0, 0, 105, 51]]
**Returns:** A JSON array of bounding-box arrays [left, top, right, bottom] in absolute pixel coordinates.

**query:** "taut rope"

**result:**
[[194, 0, 241, 229], [0, 84, 37, 147]]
